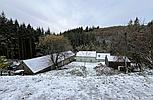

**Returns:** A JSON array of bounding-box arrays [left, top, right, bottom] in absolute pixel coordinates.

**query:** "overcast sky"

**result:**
[[0, 0, 153, 33]]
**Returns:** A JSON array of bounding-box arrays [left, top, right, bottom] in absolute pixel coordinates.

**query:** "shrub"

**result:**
[[0, 56, 9, 69], [95, 65, 120, 76], [67, 68, 84, 76]]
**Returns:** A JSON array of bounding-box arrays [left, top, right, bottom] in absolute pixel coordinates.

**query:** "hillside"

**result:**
[[62, 21, 153, 68], [93, 26, 127, 36], [1, 62, 153, 100]]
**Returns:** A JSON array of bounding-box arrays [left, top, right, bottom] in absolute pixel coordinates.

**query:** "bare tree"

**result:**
[[39, 35, 72, 69]]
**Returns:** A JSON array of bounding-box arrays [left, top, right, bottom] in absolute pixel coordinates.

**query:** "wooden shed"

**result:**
[[105, 56, 131, 69]]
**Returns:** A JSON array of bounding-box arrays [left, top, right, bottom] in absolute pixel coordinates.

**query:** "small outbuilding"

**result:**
[[105, 56, 131, 69]]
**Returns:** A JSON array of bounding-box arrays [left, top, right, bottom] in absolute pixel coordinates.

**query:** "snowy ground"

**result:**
[[1, 62, 153, 100]]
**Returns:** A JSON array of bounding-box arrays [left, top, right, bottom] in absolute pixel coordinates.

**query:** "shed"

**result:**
[[105, 56, 131, 69], [18, 51, 75, 75], [75, 51, 97, 62]]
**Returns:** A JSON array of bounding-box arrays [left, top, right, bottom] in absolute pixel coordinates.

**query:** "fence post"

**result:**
[[0, 71, 2, 76], [8, 71, 11, 76]]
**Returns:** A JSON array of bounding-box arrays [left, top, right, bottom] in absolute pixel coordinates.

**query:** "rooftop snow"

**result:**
[[76, 51, 96, 57], [23, 55, 51, 73], [96, 53, 110, 60], [107, 56, 131, 62], [22, 51, 75, 73]]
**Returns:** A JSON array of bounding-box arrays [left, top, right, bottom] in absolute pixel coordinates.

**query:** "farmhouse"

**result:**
[[18, 51, 75, 75], [75, 51, 97, 62], [105, 56, 131, 69]]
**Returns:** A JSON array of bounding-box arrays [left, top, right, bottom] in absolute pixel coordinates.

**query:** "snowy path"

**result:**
[[1, 75, 153, 100]]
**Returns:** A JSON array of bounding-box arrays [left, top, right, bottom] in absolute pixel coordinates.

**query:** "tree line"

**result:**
[[0, 11, 98, 60], [0, 12, 45, 59], [62, 26, 98, 51]]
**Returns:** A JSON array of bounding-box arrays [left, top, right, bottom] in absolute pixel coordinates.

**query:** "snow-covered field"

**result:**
[[1, 62, 153, 100]]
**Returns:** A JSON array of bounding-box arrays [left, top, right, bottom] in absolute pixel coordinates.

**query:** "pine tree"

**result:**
[[0, 12, 44, 59], [45, 28, 51, 35]]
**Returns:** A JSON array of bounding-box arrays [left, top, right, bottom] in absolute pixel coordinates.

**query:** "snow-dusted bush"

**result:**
[[95, 65, 120, 76], [67, 68, 84, 76]]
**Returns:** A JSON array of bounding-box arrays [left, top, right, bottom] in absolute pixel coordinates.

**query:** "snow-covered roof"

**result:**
[[96, 53, 110, 60], [23, 55, 51, 73], [22, 51, 75, 73], [76, 51, 96, 57], [107, 56, 131, 62]]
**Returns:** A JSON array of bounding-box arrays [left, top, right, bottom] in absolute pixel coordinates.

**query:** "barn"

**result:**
[[18, 51, 75, 75]]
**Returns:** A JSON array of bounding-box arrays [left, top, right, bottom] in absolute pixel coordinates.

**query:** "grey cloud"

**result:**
[[0, 0, 153, 32]]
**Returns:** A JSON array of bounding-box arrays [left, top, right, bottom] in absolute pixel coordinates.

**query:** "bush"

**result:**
[[0, 56, 9, 69], [67, 68, 84, 76], [95, 65, 120, 76]]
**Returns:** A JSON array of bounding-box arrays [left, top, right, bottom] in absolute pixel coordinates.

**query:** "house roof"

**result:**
[[76, 51, 96, 57], [96, 53, 110, 60], [107, 56, 131, 62], [22, 51, 75, 73], [23, 55, 51, 74]]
